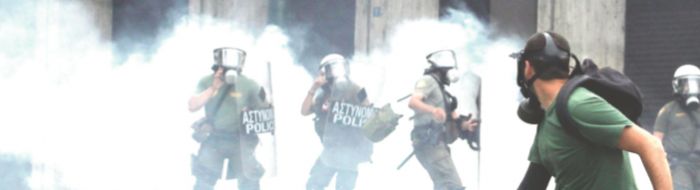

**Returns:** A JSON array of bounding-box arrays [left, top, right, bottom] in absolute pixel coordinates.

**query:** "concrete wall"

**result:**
[[355, 0, 439, 54], [189, 0, 269, 34], [537, 0, 626, 71], [489, 0, 537, 41]]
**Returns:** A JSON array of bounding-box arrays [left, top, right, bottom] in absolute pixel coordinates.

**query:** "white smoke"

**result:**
[[0, 2, 652, 190], [0, 1, 527, 189], [343, 9, 535, 190], [0, 1, 299, 189]]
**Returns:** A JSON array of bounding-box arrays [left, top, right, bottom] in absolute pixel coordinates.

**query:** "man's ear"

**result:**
[[524, 60, 534, 79]]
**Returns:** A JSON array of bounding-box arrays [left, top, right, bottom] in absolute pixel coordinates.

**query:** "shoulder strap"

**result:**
[[554, 75, 592, 144], [429, 75, 453, 118], [207, 84, 233, 122], [429, 75, 460, 143]]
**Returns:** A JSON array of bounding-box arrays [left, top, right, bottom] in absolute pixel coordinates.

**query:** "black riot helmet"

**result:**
[[512, 32, 577, 125]]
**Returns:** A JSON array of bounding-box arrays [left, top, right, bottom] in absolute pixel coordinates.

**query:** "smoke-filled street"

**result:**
[[3, 1, 699, 190]]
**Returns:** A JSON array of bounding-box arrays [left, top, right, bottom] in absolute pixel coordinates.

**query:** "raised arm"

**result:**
[[301, 74, 327, 116], [189, 70, 224, 112]]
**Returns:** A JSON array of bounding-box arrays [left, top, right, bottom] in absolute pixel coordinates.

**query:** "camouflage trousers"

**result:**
[[412, 126, 464, 190]]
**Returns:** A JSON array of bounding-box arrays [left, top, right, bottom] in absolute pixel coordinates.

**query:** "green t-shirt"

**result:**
[[412, 75, 446, 126], [528, 88, 636, 190], [196, 74, 264, 133], [654, 100, 700, 154]]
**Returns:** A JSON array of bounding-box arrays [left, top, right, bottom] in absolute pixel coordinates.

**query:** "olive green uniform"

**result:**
[[529, 88, 637, 190], [192, 74, 265, 190], [411, 75, 464, 190], [307, 80, 373, 190], [654, 100, 700, 190]]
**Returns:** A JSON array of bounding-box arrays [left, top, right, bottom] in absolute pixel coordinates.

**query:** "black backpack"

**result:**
[[554, 59, 644, 143]]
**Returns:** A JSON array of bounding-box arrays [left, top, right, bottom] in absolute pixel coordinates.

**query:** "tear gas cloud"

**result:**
[[0, 1, 526, 189], [0, 1, 651, 190]]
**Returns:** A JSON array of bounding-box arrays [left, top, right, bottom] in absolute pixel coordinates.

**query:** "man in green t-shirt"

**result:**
[[188, 47, 266, 190], [301, 54, 373, 190], [654, 64, 700, 190], [514, 32, 672, 189]]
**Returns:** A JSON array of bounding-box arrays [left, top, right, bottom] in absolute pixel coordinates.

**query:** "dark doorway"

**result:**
[[112, 0, 187, 64], [440, 0, 490, 23], [269, 0, 356, 73], [625, 1, 700, 128]]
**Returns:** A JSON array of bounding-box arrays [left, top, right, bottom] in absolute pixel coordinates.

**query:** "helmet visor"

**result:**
[[427, 50, 457, 69], [324, 60, 347, 77], [677, 76, 700, 95], [321, 58, 347, 78], [214, 47, 246, 69]]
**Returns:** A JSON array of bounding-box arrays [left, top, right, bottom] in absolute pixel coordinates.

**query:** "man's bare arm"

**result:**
[[618, 125, 672, 190]]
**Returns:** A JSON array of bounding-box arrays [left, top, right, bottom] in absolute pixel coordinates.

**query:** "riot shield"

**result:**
[[320, 100, 376, 170], [447, 70, 482, 189], [234, 61, 277, 180]]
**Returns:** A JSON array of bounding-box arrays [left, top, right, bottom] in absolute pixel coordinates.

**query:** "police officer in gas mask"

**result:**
[[654, 64, 700, 190], [188, 47, 266, 190], [408, 50, 477, 190], [301, 54, 373, 190]]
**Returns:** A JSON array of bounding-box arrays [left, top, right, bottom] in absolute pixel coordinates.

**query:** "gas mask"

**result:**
[[223, 68, 241, 84], [679, 77, 700, 109], [427, 50, 460, 85], [319, 54, 348, 86], [512, 51, 544, 124], [673, 69, 700, 109], [212, 47, 246, 84], [512, 32, 571, 124]]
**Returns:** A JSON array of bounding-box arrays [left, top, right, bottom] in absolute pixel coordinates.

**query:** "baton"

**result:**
[[396, 151, 415, 170]]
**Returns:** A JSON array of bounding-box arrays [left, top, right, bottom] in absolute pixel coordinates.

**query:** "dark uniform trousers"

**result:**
[[670, 152, 700, 190], [192, 136, 263, 190], [306, 157, 359, 190]]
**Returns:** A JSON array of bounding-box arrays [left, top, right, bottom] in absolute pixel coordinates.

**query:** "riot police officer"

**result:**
[[654, 64, 700, 190], [301, 54, 373, 190], [188, 47, 266, 190]]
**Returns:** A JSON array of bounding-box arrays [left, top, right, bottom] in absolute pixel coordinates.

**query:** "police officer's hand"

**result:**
[[212, 68, 224, 91], [461, 119, 479, 132], [312, 74, 327, 89], [432, 108, 447, 122]]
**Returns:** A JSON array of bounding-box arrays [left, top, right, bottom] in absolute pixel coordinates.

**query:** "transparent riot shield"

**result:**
[[447, 70, 481, 189], [236, 61, 277, 181]]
